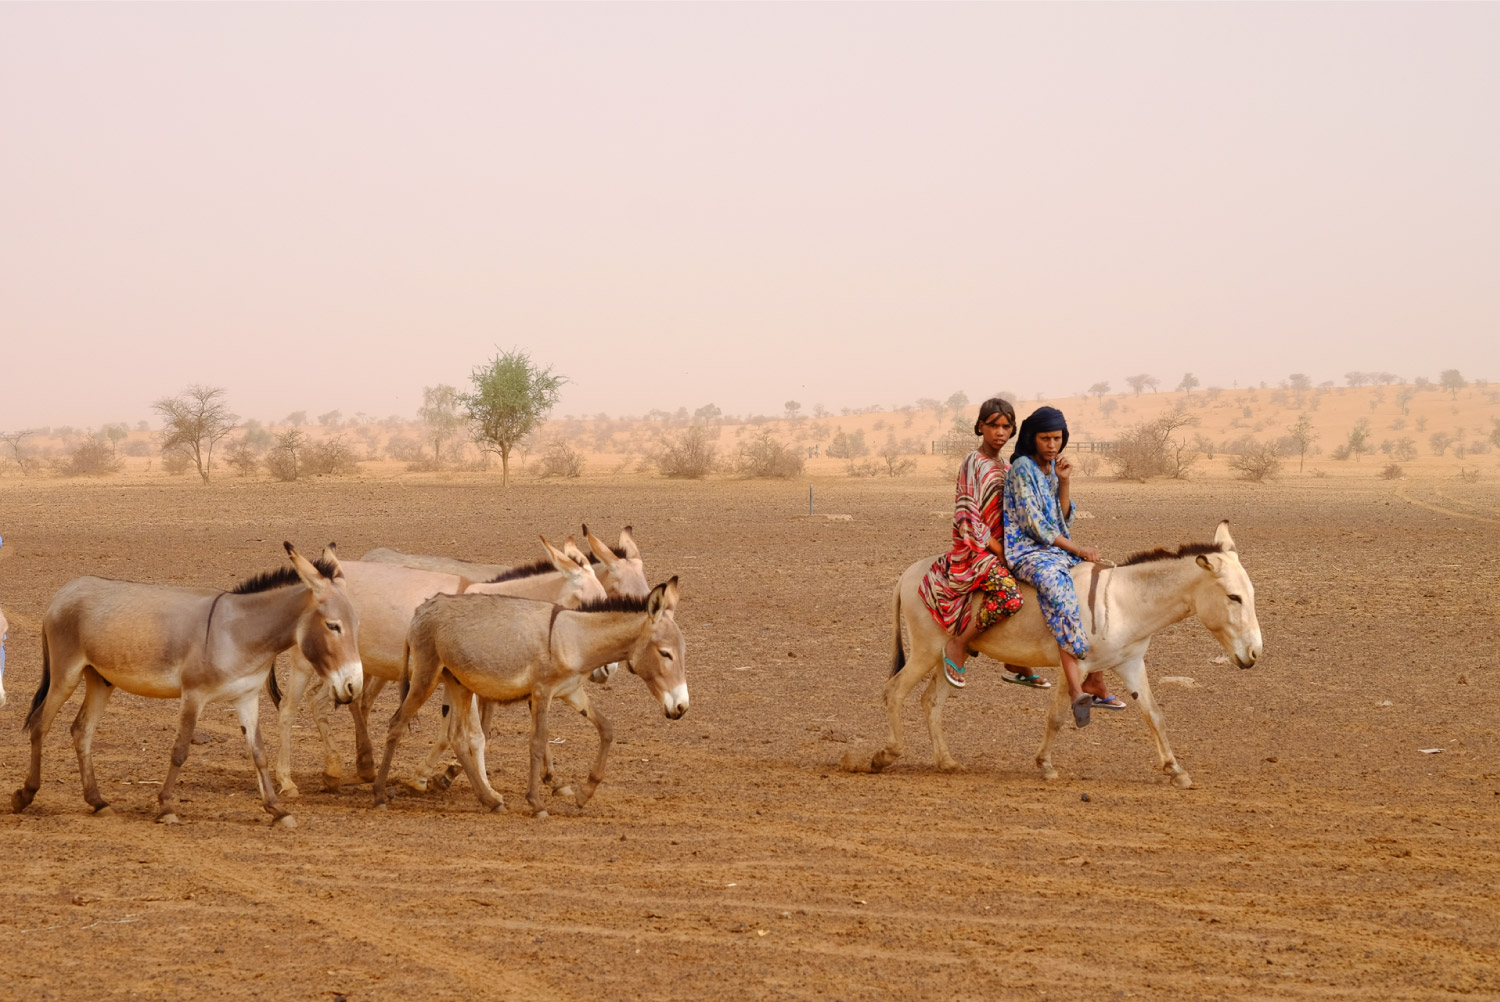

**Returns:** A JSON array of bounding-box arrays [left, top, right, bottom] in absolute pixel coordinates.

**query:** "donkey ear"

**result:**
[[1213, 520, 1236, 553], [585, 525, 619, 566], [319, 542, 344, 580], [539, 536, 571, 573], [1195, 554, 1217, 573], [561, 536, 590, 568], [646, 581, 667, 622], [286, 543, 332, 593], [662, 575, 679, 611], [618, 526, 641, 561]]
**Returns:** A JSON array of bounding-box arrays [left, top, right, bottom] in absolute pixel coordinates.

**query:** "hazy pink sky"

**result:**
[[3, 3, 1496, 429]]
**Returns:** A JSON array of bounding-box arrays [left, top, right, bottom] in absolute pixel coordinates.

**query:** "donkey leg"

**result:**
[[306, 676, 344, 792], [561, 688, 613, 808], [70, 668, 117, 815], [276, 656, 315, 797], [232, 688, 295, 826], [157, 693, 207, 823], [1034, 678, 1072, 782], [920, 671, 962, 771], [351, 676, 387, 783], [374, 657, 443, 808], [449, 686, 504, 813], [13, 645, 85, 814], [526, 691, 555, 818], [1116, 659, 1191, 788], [871, 650, 937, 772], [409, 684, 459, 792]]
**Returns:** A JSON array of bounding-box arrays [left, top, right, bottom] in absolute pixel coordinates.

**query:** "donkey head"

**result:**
[[625, 577, 688, 719], [540, 535, 607, 607], [285, 542, 364, 704], [583, 524, 649, 599], [1189, 522, 1263, 669]]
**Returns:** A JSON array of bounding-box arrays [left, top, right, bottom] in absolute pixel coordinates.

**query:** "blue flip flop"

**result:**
[[942, 656, 966, 689]]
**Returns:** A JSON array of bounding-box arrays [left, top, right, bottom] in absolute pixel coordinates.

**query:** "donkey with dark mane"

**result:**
[[860, 522, 1262, 788], [12, 543, 360, 826], [374, 579, 688, 818]]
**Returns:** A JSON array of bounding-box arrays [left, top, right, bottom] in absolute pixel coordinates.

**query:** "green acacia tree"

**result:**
[[463, 349, 565, 486]]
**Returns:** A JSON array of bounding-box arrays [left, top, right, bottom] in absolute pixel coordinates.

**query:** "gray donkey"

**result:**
[[12, 543, 361, 827]]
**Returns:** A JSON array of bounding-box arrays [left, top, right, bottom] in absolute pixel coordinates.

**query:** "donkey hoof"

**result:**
[[91, 804, 115, 817], [937, 759, 963, 773], [12, 790, 33, 813], [532, 809, 549, 820], [273, 814, 298, 829], [1171, 772, 1193, 789], [433, 774, 453, 792], [1040, 766, 1060, 782], [157, 812, 180, 825], [278, 783, 301, 800], [373, 801, 389, 811], [320, 773, 342, 793], [553, 785, 575, 799], [489, 801, 506, 814]]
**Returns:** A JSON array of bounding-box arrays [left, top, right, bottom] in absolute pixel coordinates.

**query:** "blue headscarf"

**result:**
[[1011, 406, 1069, 464]]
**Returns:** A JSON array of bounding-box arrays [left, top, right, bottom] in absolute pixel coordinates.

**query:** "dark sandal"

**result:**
[[1003, 673, 1052, 689], [1072, 694, 1092, 729]]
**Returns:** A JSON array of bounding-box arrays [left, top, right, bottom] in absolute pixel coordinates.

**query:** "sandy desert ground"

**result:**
[[0, 468, 1496, 1001]]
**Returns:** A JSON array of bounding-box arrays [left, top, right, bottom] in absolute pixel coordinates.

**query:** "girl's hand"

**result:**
[[1055, 455, 1073, 481], [1077, 545, 1101, 563]]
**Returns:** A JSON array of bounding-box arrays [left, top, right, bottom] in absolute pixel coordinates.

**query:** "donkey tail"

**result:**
[[890, 574, 907, 676], [266, 658, 283, 709], [399, 637, 412, 705], [23, 630, 52, 732]]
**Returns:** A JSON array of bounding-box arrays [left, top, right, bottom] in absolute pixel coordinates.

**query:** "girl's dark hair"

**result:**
[[973, 397, 1017, 436]]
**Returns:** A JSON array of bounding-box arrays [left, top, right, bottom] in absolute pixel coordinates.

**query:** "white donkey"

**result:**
[[274, 537, 605, 795], [13, 543, 361, 826], [860, 521, 1262, 789], [375, 580, 688, 818]]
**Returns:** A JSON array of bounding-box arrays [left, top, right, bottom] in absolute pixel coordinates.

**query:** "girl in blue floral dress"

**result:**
[[1003, 407, 1125, 727]]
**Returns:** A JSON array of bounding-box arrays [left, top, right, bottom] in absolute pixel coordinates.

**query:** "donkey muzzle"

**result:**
[[328, 662, 364, 705], [662, 684, 689, 720]]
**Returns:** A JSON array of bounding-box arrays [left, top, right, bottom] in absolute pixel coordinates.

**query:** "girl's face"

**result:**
[[1035, 430, 1065, 463], [980, 413, 1013, 452]]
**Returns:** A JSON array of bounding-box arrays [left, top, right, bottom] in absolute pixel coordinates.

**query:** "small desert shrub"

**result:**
[[61, 438, 122, 477], [736, 429, 804, 478], [302, 435, 361, 477], [224, 438, 263, 478], [827, 429, 869, 459], [385, 434, 425, 463], [536, 439, 585, 478], [1228, 441, 1282, 482], [265, 429, 307, 482], [1330, 443, 1352, 461], [879, 439, 917, 477], [1457, 467, 1480, 483], [122, 439, 152, 458], [1075, 454, 1102, 477], [845, 458, 881, 477], [1109, 412, 1199, 480], [161, 450, 193, 476], [1380, 463, 1404, 480], [657, 426, 717, 479], [1392, 437, 1417, 462]]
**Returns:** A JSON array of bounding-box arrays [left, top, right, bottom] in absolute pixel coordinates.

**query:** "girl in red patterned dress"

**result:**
[[918, 398, 1033, 689]]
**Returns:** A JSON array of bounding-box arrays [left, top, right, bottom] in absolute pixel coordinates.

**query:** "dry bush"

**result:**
[[1457, 467, 1480, 483], [879, 438, 917, 477], [1075, 454, 1102, 477], [265, 429, 306, 482], [61, 438, 122, 477], [657, 426, 717, 479], [1109, 411, 1199, 480], [536, 439, 585, 478], [1380, 463, 1404, 480], [736, 429, 804, 478], [827, 429, 868, 459], [161, 450, 193, 476], [845, 458, 881, 477], [224, 438, 263, 477], [1227, 441, 1282, 482], [302, 435, 361, 477]]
